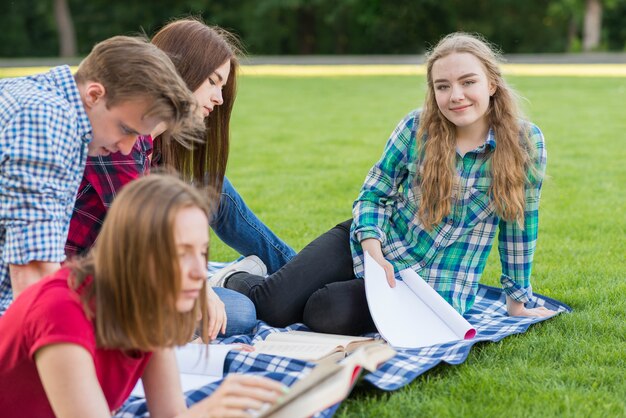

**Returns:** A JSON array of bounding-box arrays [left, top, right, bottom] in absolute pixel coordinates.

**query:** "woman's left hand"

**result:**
[[506, 296, 556, 318], [205, 287, 227, 339]]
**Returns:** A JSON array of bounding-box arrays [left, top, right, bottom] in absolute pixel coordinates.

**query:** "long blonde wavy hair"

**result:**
[[416, 32, 536, 230]]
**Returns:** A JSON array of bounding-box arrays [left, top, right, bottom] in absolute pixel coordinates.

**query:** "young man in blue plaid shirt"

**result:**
[[0, 35, 201, 316], [221, 33, 556, 335]]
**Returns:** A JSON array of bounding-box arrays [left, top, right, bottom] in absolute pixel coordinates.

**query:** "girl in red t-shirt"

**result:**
[[0, 175, 285, 417]]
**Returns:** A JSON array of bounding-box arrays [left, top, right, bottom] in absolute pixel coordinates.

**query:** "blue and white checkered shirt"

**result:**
[[0, 65, 92, 315]]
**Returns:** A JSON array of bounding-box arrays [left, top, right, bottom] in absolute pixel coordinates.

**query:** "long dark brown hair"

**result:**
[[417, 32, 537, 229], [69, 175, 211, 351], [151, 17, 242, 199]]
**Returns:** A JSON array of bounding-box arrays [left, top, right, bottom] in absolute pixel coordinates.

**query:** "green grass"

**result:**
[[3, 67, 623, 416], [216, 74, 626, 417]]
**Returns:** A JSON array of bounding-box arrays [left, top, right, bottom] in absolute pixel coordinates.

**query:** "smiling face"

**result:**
[[192, 59, 231, 119], [81, 83, 163, 157], [431, 52, 496, 136], [174, 205, 209, 313]]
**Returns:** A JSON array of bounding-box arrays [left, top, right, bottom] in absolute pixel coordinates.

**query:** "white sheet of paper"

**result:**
[[131, 343, 238, 397], [400, 268, 476, 340], [363, 252, 474, 349]]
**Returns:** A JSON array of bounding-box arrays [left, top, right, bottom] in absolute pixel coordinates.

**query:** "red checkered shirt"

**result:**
[[65, 135, 154, 257]]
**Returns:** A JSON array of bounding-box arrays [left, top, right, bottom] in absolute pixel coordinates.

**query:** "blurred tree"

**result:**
[[604, 0, 626, 49], [0, 0, 624, 57], [583, 0, 603, 50], [547, 0, 583, 51], [0, 0, 58, 57], [54, 0, 76, 57]]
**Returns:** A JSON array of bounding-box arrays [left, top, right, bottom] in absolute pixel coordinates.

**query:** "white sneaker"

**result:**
[[207, 255, 267, 288]]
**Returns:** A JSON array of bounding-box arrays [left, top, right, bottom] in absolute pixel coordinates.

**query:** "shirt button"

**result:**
[[420, 261, 426, 268], [434, 242, 440, 248], [448, 219, 453, 225]]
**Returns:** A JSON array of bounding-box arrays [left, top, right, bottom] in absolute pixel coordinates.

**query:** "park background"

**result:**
[[1, 1, 625, 417], [1, 0, 626, 57]]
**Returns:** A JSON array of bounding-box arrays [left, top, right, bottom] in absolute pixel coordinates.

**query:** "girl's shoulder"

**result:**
[[519, 119, 543, 137], [390, 108, 422, 140], [517, 120, 547, 181], [401, 108, 422, 129], [518, 119, 545, 152], [385, 109, 422, 151], [28, 270, 88, 318], [16, 270, 95, 353]]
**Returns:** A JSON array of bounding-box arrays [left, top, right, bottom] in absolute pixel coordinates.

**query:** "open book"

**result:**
[[259, 343, 396, 418], [253, 330, 379, 362], [128, 341, 395, 418], [130, 343, 238, 397], [364, 251, 476, 349]]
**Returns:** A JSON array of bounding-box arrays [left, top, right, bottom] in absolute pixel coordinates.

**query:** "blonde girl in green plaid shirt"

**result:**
[[223, 32, 555, 335], [354, 32, 556, 319]]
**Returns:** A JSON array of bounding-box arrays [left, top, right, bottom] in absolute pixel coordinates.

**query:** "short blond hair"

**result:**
[[75, 35, 203, 147]]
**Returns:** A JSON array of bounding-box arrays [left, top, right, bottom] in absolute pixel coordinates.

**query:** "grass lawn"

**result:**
[[219, 73, 626, 417], [2, 66, 624, 416]]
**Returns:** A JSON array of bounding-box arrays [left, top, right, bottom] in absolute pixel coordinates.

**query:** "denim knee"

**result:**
[[225, 298, 257, 336], [210, 177, 234, 227], [213, 287, 258, 336]]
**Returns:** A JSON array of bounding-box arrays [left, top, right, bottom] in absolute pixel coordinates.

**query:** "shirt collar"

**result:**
[[50, 65, 93, 144], [485, 128, 496, 150], [474, 127, 496, 154]]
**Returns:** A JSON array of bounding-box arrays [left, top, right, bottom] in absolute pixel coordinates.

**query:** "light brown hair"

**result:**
[[151, 18, 242, 198], [417, 32, 537, 229], [74, 35, 204, 151], [70, 175, 211, 351]]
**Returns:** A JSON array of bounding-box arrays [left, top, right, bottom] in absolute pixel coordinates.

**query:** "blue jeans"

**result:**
[[210, 177, 296, 274], [213, 287, 257, 336], [210, 177, 296, 336]]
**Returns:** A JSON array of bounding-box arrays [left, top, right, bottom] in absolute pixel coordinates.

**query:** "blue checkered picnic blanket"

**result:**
[[115, 263, 571, 418]]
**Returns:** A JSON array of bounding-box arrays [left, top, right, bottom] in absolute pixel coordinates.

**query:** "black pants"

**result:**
[[225, 219, 377, 335]]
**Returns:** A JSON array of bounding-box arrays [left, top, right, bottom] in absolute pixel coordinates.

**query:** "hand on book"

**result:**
[[205, 287, 227, 340], [361, 241, 396, 287], [506, 297, 556, 318], [233, 343, 255, 353], [192, 374, 287, 418]]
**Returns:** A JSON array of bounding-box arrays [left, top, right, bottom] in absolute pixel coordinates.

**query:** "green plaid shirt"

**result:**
[[350, 109, 546, 314]]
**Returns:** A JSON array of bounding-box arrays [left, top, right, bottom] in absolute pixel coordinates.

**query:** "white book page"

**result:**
[[261, 361, 357, 418], [260, 344, 396, 418], [364, 252, 459, 348], [266, 330, 373, 348], [253, 341, 341, 361], [131, 344, 237, 397], [400, 269, 475, 340]]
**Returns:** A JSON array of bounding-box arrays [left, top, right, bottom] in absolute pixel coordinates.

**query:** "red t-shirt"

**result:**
[[0, 269, 152, 417]]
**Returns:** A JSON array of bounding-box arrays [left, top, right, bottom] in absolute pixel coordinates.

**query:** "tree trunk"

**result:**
[[583, 0, 603, 51], [54, 0, 77, 57]]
